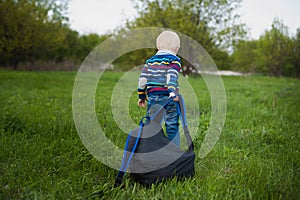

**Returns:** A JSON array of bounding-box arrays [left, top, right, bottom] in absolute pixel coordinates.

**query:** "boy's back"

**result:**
[[139, 52, 181, 98], [137, 30, 182, 146]]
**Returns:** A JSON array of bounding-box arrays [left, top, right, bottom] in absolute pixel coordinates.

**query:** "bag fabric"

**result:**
[[114, 95, 195, 187]]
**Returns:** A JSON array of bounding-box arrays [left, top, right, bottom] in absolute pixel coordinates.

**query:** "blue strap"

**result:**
[[122, 125, 142, 172], [177, 94, 188, 127], [118, 123, 143, 174], [176, 103, 183, 126], [118, 131, 132, 175]]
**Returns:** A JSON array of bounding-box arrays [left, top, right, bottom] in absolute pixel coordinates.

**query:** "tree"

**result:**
[[0, 0, 69, 68], [76, 34, 109, 61], [257, 19, 294, 76], [231, 19, 299, 77], [120, 0, 246, 71], [118, 0, 245, 72], [293, 28, 300, 77], [230, 40, 259, 72], [131, 0, 246, 46]]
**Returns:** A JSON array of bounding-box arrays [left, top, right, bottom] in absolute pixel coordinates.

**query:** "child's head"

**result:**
[[156, 30, 180, 55]]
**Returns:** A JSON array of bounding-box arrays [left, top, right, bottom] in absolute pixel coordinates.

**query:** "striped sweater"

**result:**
[[138, 51, 181, 100]]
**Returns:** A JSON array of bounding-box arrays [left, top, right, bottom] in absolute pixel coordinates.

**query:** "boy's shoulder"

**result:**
[[146, 53, 180, 64]]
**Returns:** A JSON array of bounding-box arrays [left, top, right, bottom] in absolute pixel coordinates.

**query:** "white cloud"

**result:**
[[67, 0, 136, 35], [239, 0, 300, 38], [68, 0, 300, 37]]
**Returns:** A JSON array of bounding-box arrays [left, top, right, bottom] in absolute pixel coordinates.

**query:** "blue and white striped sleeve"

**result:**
[[167, 60, 181, 94]]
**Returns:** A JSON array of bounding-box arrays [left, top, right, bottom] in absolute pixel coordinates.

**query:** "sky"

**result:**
[[67, 0, 300, 39]]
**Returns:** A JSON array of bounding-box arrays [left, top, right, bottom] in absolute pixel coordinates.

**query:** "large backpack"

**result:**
[[114, 95, 195, 187]]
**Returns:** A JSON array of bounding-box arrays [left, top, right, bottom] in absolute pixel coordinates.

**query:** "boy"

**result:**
[[137, 30, 181, 146]]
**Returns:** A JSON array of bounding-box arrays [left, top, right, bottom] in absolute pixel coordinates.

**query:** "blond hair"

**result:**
[[156, 31, 180, 54]]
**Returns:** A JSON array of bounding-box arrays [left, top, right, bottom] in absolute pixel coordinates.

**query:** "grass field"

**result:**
[[0, 70, 299, 199]]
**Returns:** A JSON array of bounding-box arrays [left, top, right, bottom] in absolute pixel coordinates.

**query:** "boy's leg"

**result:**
[[165, 101, 180, 146], [147, 94, 180, 146]]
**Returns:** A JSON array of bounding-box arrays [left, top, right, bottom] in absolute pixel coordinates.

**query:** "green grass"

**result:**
[[0, 70, 299, 199]]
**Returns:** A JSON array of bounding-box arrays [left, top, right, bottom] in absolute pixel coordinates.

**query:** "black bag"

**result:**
[[114, 95, 195, 187]]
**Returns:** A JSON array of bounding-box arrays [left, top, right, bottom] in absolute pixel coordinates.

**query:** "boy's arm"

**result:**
[[138, 76, 147, 100], [167, 60, 181, 100], [138, 78, 147, 107], [138, 65, 148, 107]]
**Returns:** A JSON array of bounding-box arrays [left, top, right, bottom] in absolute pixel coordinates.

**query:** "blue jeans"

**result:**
[[146, 94, 180, 146]]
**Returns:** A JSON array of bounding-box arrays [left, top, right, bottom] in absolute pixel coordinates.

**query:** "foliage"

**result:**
[[0, 0, 108, 70], [231, 40, 259, 72], [293, 28, 300, 77], [257, 19, 294, 76], [231, 19, 300, 77], [130, 0, 246, 48], [0, 71, 299, 199], [118, 0, 246, 72], [0, 0, 68, 67]]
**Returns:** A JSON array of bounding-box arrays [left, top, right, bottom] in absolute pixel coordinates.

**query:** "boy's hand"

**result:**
[[173, 96, 180, 102], [138, 99, 146, 108], [169, 92, 179, 102]]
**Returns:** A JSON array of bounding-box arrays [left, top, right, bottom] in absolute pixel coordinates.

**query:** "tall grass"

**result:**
[[0, 70, 299, 199]]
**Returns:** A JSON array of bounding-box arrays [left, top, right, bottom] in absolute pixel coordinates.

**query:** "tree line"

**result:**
[[0, 0, 299, 77], [0, 0, 109, 70], [232, 19, 300, 77]]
